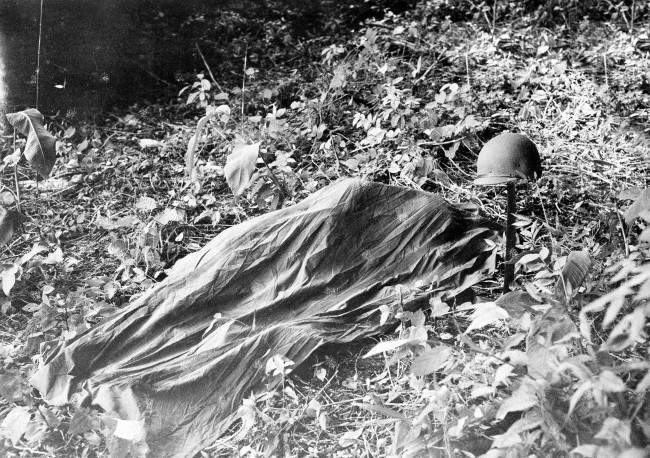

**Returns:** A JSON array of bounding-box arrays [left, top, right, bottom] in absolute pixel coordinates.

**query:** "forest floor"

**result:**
[[0, 1, 649, 457]]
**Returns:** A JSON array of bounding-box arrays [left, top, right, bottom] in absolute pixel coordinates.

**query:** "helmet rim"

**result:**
[[473, 174, 518, 186]]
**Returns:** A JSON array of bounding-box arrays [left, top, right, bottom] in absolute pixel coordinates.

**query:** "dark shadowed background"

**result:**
[[0, 0, 417, 114]]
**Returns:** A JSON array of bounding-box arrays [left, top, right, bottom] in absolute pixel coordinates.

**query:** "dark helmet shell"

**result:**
[[474, 133, 542, 186]]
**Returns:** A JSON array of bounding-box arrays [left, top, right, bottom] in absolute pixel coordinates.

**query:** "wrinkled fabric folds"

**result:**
[[31, 179, 499, 457]]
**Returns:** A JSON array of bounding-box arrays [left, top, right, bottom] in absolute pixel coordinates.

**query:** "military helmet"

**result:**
[[474, 133, 542, 186]]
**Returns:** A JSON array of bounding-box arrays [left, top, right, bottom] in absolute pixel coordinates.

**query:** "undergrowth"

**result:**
[[0, 1, 649, 456]]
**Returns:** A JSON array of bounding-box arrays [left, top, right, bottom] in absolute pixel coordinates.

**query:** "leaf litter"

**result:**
[[0, 2, 648, 457]]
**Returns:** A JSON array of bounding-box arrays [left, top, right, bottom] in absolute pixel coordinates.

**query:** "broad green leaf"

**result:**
[[605, 307, 645, 352], [364, 338, 415, 358], [429, 297, 450, 317], [618, 187, 642, 201], [495, 291, 538, 319], [501, 349, 528, 366], [596, 370, 626, 392], [330, 64, 348, 89], [491, 430, 522, 448], [102, 414, 149, 458], [526, 341, 557, 380], [339, 427, 363, 448], [193, 209, 221, 226], [43, 247, 64, 265], [617, 448, 647, 458], [305, 399, 321, 417], [156, 207, 186, 226], [496, 379, 538, 420], [517, 253, 542, 267], [411, 346, 452, 376], [602, 293, 627, 329], [0, 191, 15, 206], [570, 444, 599, 457], [135, 196, 158, 212], [568, 381, 592, 417], [38, 405, 60, 428], [224, 143, 259, 196], [206, 104, 230, 123], [0, 207, 23, 246], [447, 416, 467, 438], [0, 371, 29, 402], [265, 354, 294, 377], [1, 264, 20, 296], [114, 419, 145, 442], [465, 302, 509, 333], [555, 250, 591, 300], [185, 115, 211, 178], [411, 309, 426, 327], [624, 188, 650, 226], [556, 360, 592, 382], [6, 108, 57, 178], [635, 370, 650, 392], [107, 240, 129, 260], [493, 363, 514, 387], [0, 405, 31, 444], [355, 403, 406, 420], [594, 417, 631, 444], [318, 412, 327, 431], [18, 243, 47, 266], [504, 409, 543, 435], [470, 384, 494, 399], [95, 215, 139, 230]]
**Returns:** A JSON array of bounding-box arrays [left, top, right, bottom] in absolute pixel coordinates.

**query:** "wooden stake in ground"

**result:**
[[504, 181, 516, 292], [474, 132, 542, 293]]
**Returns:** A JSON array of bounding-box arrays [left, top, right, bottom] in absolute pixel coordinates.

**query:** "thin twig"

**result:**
[[615, 204, 630, 257], [12, 129, 20, 211], [36, 0, 44, 109], [417, 139, 462, 147], [195, 43, 223, 93], [13, 165, 21, 211], [464, 53, 472, 93], [535, 183, 550, 227], [259, 153, 289, 200], [241, 46, 248, 121]]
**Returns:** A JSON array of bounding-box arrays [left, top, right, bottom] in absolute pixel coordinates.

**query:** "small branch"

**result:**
[[12, 129, 20, 211], [259, 153, 289, 200], [482, 10, 492, 34], [535, 183, 550, 228], [464, 53, 472, 93], [417, 138, 462, 147], [140, 68, 173, 87], [13, 165, 21, 212], [241, 46, 248, 122], [195, 43, 223, 93], [36, 0, 44, 108], [615, 204, 630, 258]]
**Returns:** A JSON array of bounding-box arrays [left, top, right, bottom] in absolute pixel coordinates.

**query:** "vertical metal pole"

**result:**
[[503, 181, 516, 293]]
